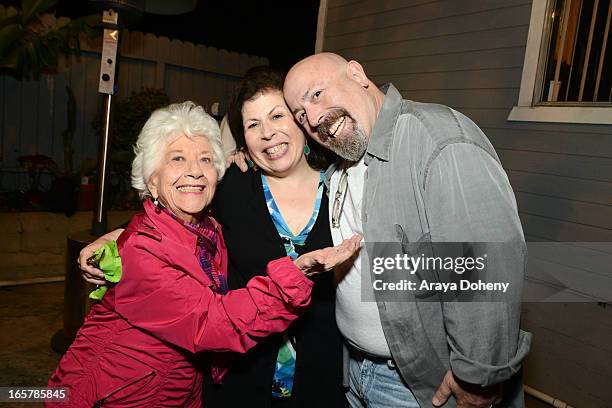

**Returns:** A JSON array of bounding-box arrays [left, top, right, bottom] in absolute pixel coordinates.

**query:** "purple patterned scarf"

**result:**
[[161, 205, 228, 294]]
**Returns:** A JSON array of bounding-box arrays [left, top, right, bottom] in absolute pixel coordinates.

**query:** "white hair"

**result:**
[[131, 101, 226, 199]]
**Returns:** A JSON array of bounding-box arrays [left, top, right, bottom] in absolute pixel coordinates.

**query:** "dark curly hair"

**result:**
[[228, 66, 337, 171]]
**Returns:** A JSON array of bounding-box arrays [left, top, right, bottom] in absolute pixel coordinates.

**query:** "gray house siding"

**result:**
[[323, 0, 612, 406]]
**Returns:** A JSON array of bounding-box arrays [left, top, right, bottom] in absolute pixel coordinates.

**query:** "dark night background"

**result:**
[[1, 0, 320, 71]]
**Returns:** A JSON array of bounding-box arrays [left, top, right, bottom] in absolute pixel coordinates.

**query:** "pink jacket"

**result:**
[[47, 200, 313, 407]]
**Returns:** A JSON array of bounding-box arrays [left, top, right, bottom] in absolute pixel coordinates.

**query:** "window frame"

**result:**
[[508, 0, 612, 125]]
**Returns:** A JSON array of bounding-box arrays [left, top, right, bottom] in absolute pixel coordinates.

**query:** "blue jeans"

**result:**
[[346, 353, 420, 408]]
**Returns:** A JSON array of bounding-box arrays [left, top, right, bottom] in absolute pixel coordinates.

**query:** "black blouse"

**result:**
[[203, 166, 347, 408]]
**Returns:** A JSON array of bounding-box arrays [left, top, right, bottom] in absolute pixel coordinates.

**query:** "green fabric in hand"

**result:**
[[88, 240, 122, 301]]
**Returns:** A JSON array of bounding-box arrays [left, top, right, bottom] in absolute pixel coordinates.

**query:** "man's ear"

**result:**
[[346, 60, 370, 88]]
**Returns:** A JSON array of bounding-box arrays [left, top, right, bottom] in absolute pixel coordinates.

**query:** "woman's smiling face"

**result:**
[[147, 133, 218, 223], [241, 90, 307, 177]]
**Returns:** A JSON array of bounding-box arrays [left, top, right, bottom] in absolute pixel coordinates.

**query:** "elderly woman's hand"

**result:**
[[79, 229, 124, 285], [295, 234, 362, 276]]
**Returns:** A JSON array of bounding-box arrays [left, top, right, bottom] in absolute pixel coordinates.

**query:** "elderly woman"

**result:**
[[49, 102, 359, 407]]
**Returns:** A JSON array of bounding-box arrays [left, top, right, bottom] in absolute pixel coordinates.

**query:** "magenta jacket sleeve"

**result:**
[[113, 234, 313, 354]]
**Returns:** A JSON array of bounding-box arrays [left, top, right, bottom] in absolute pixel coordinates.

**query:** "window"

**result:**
[[509, 0, 612, 124]]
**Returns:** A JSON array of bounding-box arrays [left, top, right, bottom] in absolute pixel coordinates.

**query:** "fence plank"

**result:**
[[83, 54, 101, 163], [69, 53, 88, 167], [142, 33, 158, 87], [0, 76, 4, 162], [203, 46, 218, 74], [155, 36, 171, 89], [182, 42, 197, 102], [36, 77, 54, 162], [52, 58, 69, 166], [128, 31, 145, 96], [20, 79, 39, 156]]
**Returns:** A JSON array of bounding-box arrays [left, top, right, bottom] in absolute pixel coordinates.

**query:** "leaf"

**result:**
[[22, 0, 57, 21], [0, 13, 23, 32], [0, 0, 99, 78], [0, 25, 24, 61]]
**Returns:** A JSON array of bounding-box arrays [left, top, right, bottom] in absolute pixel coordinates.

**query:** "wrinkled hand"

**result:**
[[432, 370, 502, 408], [79, 229, 124, 285], [295, 234, 361, 276], [225, 150, 251, 172]]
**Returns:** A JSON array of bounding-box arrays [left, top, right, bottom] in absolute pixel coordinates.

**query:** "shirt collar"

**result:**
[[364, 83, 402, 165], [323, 161, 339, 191]]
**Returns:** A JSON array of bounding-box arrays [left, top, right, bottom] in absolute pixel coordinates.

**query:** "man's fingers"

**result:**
[[78, 248, 93, 264], [234, 151, 249, 172], [432, 373, 453, 407], [78, 246, 105, 283], [80, 262, 105, 279], [236, 157, 248, 172], [82, 267, 106, 285], [84, 276, 106, 285], [226, 152, 249, 172]]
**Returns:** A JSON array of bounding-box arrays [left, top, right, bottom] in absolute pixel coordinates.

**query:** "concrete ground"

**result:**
[[0, 282, 63, 408]]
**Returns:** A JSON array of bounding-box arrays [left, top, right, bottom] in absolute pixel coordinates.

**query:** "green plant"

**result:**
[[107, 88, 171, 151], [62, 85, 76, 175], [0, 0, 99, 79]]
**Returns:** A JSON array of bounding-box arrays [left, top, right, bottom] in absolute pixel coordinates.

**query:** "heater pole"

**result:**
[[92, 9, 120, 235]]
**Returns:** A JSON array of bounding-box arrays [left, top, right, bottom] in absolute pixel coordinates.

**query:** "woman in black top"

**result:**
[[203, 67, 346, 408]]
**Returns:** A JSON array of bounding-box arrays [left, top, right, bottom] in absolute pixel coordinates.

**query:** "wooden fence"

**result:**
[[0, 5, 268, 191]]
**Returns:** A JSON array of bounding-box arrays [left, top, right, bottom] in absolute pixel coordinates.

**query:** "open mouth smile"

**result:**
[[328, 116, 347, 138], [176, 185, 205, 192], [264, 142, 288, 158]]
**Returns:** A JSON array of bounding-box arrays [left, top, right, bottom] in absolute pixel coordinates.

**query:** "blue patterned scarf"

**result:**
[[261, 172, 324, 398]]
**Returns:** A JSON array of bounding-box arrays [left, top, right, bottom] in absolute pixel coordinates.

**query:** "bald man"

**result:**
[[284, 53, 531, 408]]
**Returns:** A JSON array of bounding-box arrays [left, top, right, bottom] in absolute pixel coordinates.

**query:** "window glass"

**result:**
[[540, 0, 611, 104]]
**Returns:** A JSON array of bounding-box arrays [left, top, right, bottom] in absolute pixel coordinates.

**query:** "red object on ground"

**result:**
[[76, 183, 96, 210]]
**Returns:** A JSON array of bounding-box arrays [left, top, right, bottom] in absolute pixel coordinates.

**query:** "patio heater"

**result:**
[[52, 0, 197, 354]]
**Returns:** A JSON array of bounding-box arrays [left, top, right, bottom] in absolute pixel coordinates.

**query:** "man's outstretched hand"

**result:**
[[79, 229, 124, 285], [432, 370, 502, 408]]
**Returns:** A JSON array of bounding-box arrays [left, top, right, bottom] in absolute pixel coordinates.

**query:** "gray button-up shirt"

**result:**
[[325, 84, 531, 407]]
